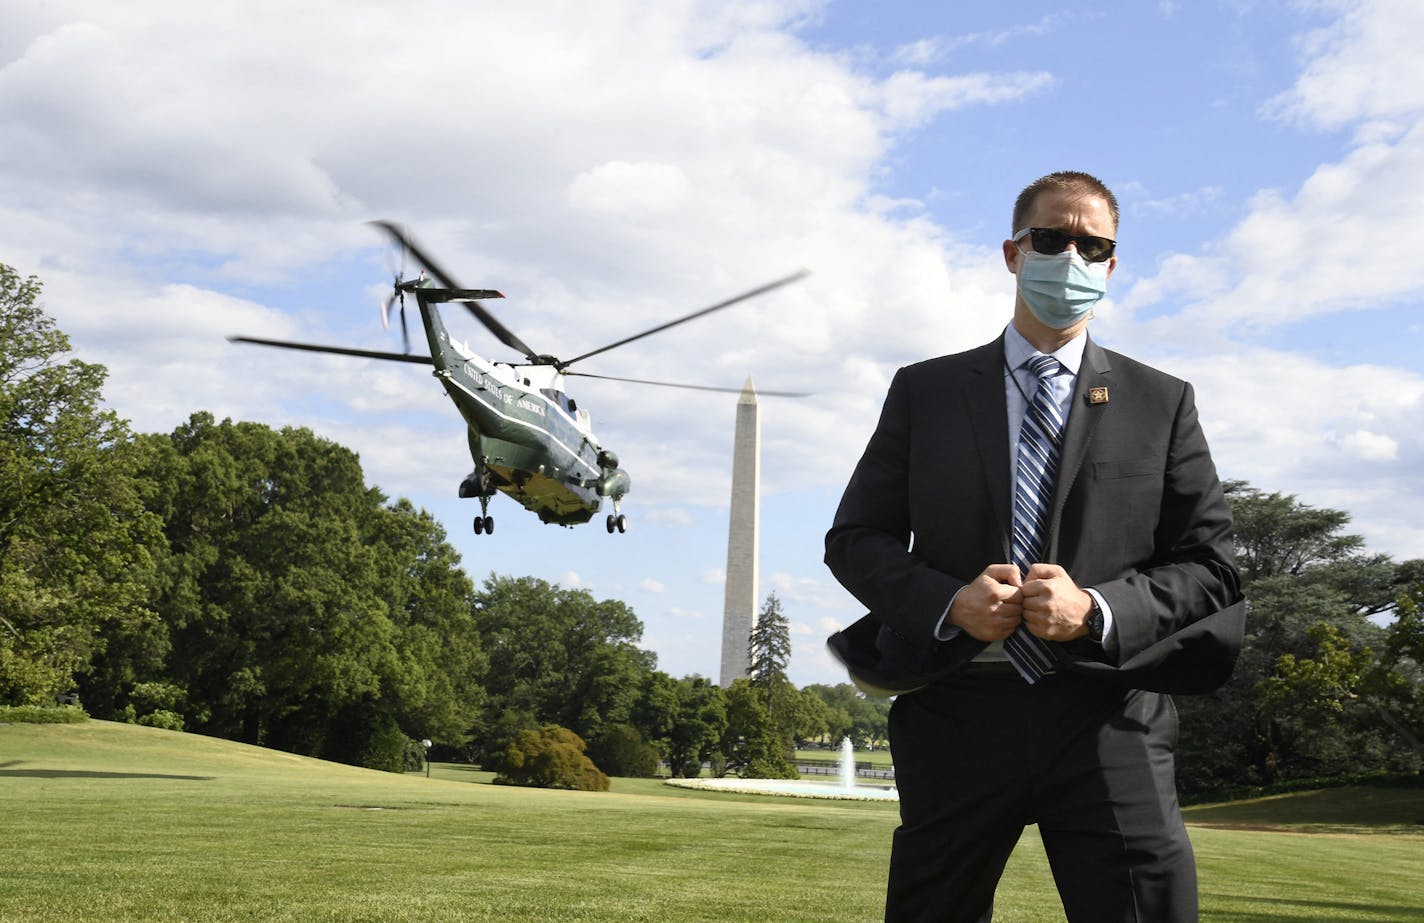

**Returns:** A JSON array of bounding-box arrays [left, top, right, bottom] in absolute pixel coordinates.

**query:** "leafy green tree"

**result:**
[[629, 669, 680, 760], [720, 678, 796, 779], [470, 575, 654, 758], [1175, 482, 1421, 794], [786, 685, 832, 746], [663, 675, 726, 778], [587, 723, 660, 777], [1259, 586, 1424, 769], [802, 683, 890, 748], [0, 263, 163, 705], [132, 414, 399, 748], [111, 413, 486, 768], [366, 498, 487, 745], [497, 724, 610, 791], [1377, 582, 1424, 760]]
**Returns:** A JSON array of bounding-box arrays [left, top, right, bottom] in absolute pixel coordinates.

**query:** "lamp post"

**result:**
[[422, 739, 432, 778]]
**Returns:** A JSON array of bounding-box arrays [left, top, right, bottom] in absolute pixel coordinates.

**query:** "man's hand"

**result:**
[[1020, 563, 1094, 641], [949, 564, 1025, 642]]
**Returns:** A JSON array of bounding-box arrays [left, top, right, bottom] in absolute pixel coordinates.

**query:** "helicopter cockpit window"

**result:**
[[540, 388, 576, 416]]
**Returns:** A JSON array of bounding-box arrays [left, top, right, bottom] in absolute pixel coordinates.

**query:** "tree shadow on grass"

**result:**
[[1208, 894, 1424, 922], [0, 768, 213, 781]]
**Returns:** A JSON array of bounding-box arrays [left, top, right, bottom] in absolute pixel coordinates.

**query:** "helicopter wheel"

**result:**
[[615, 514, 628, 534], [606, 514, 616, 534], [483, 516, 494, 534]]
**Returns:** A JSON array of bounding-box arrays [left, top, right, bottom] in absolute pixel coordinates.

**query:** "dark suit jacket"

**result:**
[[824, 333, 1244, 696]]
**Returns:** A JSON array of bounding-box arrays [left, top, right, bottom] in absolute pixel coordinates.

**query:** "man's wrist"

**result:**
[[1082, 592, 1105, 642]]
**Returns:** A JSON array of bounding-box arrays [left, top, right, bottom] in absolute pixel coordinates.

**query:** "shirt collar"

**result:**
[[1004, 322, 1087, 376]]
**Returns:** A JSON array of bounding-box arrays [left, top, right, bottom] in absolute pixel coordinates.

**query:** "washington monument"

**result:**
[[719, 377, 759, 687]]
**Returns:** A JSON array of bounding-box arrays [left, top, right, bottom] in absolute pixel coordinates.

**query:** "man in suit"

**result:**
[[824, 170, 1244, 922]]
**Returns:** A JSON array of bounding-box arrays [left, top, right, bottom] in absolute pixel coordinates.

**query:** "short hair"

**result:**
[[1012, 171, 1119, 234]]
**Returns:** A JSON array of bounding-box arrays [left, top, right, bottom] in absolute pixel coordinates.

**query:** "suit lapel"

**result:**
[[1045, 337, 1112, 563], [964, 335, 1013, 561]]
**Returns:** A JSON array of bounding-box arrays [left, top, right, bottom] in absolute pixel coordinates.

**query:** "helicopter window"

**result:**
[[540, 389, 577, 415]]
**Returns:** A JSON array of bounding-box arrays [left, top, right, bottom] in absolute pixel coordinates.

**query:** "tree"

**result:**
[[0, 263, 164, 705], [720, 678, 796, 779], [130, 415, 398, 749], [470, 575, 654, 760], [663, 675, 726, 778], [1259, 585, 1424, 769], [724, 593, 799, 778], [365, 498, 487, 746], [747, 593, 792, 704], [587, 723, 660, 777], [104, 412, 486, 769], [802, 683, 891, 748], [1174, 482, 1422, 794]]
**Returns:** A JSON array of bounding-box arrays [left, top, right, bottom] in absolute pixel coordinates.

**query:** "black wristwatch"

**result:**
[[1084, 597, 1105, 643]]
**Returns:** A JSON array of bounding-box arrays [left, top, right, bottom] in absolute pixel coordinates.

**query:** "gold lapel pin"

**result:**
[[1088, 386, 1110, 405]]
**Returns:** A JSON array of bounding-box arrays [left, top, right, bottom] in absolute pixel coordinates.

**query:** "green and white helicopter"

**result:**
[[231, 222, 806, 535]]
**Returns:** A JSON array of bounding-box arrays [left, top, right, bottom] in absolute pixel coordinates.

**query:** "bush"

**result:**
[[404, 738, 428, 772], [588, 724, 660, 778], [496, 725, 610, 791], [137, 709, 185, 731], [0, 704, 88, 724], [323, 705, 411, 774]]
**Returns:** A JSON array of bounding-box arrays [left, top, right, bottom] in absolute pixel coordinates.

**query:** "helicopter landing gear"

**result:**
[[472, 490, 494, 536], [605, 500, 628, 534]]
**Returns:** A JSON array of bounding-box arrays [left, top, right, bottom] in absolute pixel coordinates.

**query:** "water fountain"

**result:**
[[664, 736, 898, 801]]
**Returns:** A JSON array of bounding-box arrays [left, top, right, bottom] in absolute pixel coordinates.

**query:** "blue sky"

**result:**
[[3, 1, 1422, 687]]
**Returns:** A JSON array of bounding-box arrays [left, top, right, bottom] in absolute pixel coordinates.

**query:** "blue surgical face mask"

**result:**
[[1016, 248, 1109, 329]]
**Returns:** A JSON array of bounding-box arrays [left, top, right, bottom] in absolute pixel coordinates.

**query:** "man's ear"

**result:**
[[1002, 239, 1021, 273]]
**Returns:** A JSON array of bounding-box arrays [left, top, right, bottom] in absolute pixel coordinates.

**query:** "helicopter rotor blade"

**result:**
[[563, 370, 810, 398], [228, 335, 434, 365], [370, 220, 539, 361], [559, 268, 809, 369], [379, 291, 394, 330]]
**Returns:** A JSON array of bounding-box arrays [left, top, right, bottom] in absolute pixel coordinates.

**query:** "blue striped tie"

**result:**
[[1005, 354, 1064, 683]]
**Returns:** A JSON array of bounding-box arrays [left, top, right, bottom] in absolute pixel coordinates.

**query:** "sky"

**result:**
[[3, 0, 1422, 688]]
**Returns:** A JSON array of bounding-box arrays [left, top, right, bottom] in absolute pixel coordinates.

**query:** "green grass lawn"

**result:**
[[1, 721, 1421, 922]]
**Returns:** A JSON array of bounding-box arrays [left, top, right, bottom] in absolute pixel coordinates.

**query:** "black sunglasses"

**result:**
[[1015, 227, 1116, 263]]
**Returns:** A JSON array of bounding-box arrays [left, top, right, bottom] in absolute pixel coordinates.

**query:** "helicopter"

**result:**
[[230, 221, 807, 535]]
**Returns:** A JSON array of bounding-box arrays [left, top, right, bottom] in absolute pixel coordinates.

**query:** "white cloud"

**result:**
[[875, 70, 1054, 128], [1329, 429, 1399, 461], [1267, 0, 1424, 131], [640, 578, 668, 593], [567, 161, 692, 220]]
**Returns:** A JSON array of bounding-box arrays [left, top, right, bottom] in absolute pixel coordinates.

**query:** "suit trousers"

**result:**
[[885, 665, 1196, 923]]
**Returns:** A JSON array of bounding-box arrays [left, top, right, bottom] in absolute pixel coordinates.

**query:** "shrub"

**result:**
[[496, 725, 610, 791], [0, 704, 88, 724], [137, 709, 185, 731], [323, 706, 411, 774], [403, 737, 428, 772]]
